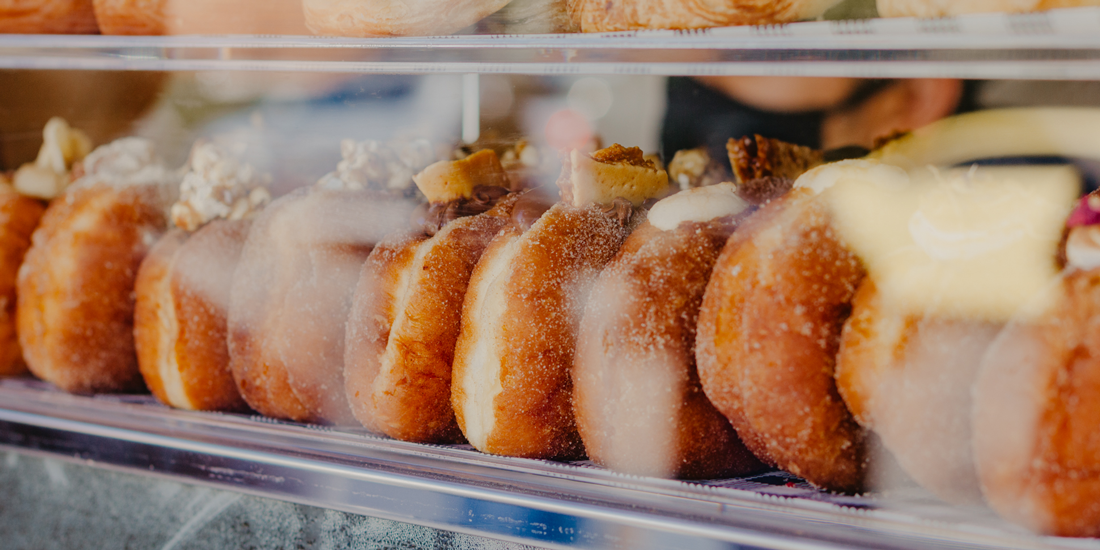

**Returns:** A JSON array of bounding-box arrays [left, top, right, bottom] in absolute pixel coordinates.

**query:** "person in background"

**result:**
[[661, 76, 979, 160]]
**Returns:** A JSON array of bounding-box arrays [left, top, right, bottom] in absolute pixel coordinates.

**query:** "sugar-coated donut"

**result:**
[[344, 192, 517, 443], [696, 188, 867, 493], [974, 267, 1100, 537], [18, 181, 170, 393], [566, 0, 842, 32], [134, 221, 251, 411], [836, 280, 998, 503], [303, 0, 511, 37], [228, 188, 412, 424], [451, 201, 636, 459], [574, 213, 764, 479], [0, 189, 46, 376], [0, 0, 98, 34]]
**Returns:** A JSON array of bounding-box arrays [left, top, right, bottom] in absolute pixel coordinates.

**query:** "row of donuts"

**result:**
[[3, 0, 1098, 37], [5, 109, 1100, 538]]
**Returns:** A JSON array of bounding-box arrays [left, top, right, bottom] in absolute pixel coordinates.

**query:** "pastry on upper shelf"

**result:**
[[451, 144, 669, 460], [228, 138, 428, 425], [877, 0, 1100, 17], [0, 0, 98, 33], [566, 0, 844, 32], [303, 0, 512, 37], [573, 181, 765, 479], [18, 135, 177, 394], [344, 149, 519, 444], [93, 0, 310, 35], [134, 141, 271, 412]]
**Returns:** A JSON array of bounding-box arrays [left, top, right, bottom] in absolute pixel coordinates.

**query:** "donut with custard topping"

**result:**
[[573, 182, 765, 479]]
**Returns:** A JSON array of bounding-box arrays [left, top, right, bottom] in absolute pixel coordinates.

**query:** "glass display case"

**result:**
[[3, 3, 1100, 549]]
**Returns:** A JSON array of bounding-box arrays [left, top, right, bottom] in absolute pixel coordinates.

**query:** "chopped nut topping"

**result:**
[[170, 141, 270, 232], [590, 143, 654, 169]]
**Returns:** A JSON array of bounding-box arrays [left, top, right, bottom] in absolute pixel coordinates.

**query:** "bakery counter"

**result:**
[[2, 8, 1100, 78], [0, 378, 1090, 550]]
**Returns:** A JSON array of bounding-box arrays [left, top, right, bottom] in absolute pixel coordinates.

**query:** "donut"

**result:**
[[303, 0, 511, 37], [573, 183, 765, 479], [0, 0, 98, 33], [877, 0, 1100, 18], [17, 138, 175, 394], [344, 150, 517, 443], [0, 188, 46, 376], [696, 186, 867, 493], [133, 141, 270, 411], [228, 187, 412, 424], [134, 221, 251, 411], [836, 280, 999, 503], [974, 264, 1100, 537], [566, 0, 843, 32], [451, 144, 669, 459]]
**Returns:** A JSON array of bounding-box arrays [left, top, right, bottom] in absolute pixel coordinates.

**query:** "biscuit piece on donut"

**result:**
[[135, 221, 251, 411], [697, 188, 866, 493], [567, 0, 842, 32], [229, 188, 412, 424], [0, 189, 46, 376], [974, 265, 1100, 537], [303, 0, 512, 37], [877, 0, 1100, 18], [18, 181, 170, 393], [345, 192, 518, 443], [0, 0, 98, 33], [574, 184, 763, 479]]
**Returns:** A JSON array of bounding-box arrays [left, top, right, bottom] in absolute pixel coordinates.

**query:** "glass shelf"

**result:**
[[1, 8, 1100, 78], [0, 378, 1090, 550]]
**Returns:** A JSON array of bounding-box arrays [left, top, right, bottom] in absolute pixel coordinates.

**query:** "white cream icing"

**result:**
[[316, 138, 436, 192], [170, 141, 270, 231], [648, 183, 748, 231]]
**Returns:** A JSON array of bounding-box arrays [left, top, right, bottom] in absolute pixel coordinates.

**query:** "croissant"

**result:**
[[303, 0, 512, 37], [877, 0, 1100, 17], [567, 0, 843, 33]]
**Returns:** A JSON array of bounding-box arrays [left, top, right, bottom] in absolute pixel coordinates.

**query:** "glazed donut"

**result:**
[[696, 186, 867, 493], [451, 144, 669, 459], [229, 139, 427, 425], [17, 137, 175, 394], [134, 221, 251, 411], [303, 0, 511, 37], [573, 183, 764, 479], [0, 0, 98, 34], [566, 0, 842, 32], [344, 151, 517, 443], [877, 0, 1100, 18], [0, 188, 46, 376]]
